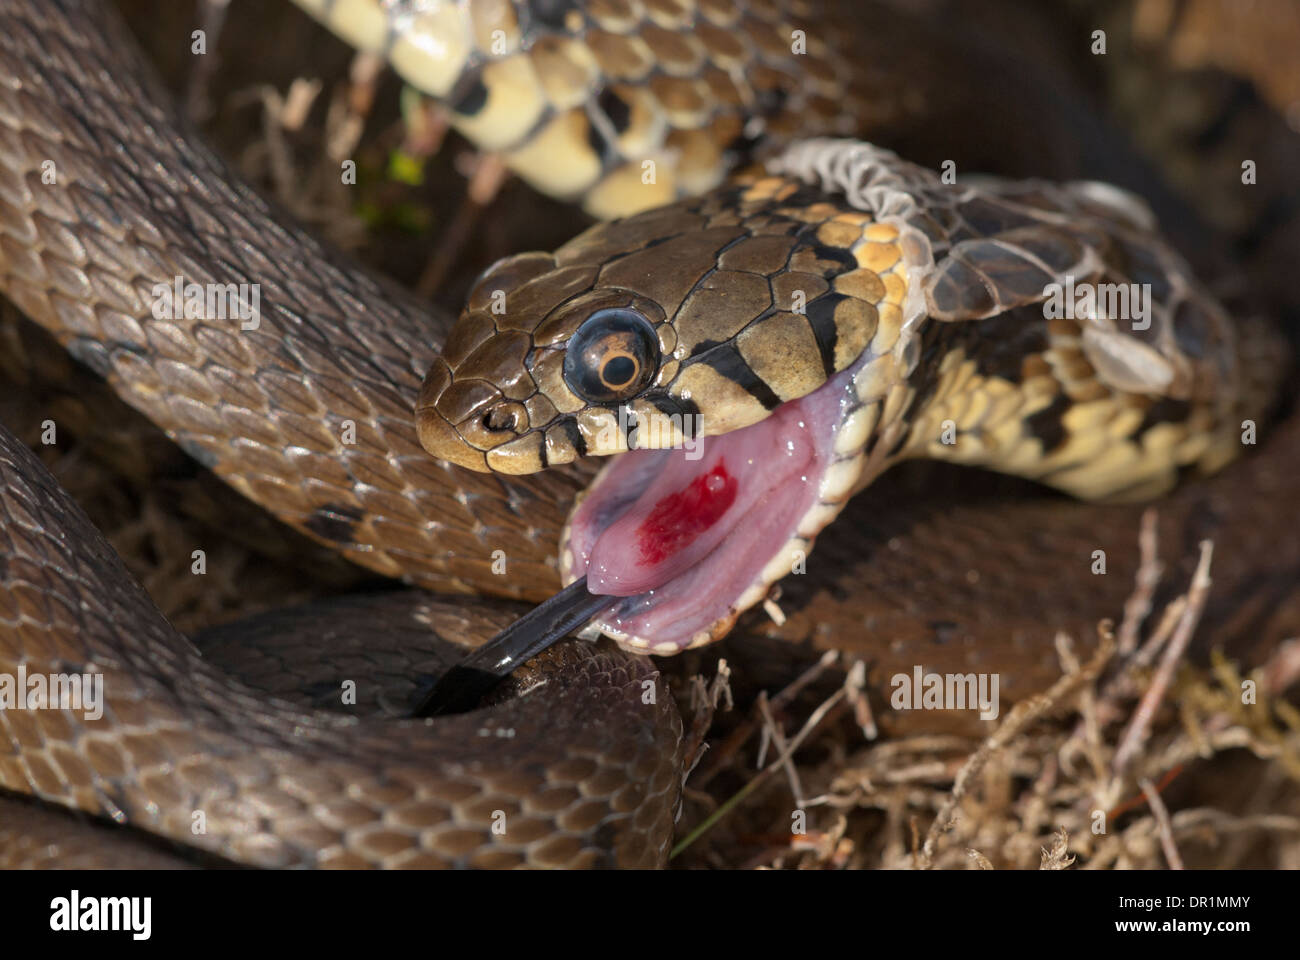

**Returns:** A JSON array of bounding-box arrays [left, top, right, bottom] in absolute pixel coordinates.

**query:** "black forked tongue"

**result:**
[[412, 578, 613, 717]]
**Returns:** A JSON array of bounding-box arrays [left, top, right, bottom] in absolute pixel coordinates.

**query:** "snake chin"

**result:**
[[559, 360, 871, 655]]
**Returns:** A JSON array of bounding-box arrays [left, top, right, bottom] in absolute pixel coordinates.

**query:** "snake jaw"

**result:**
[[558, 350, 883, 655]]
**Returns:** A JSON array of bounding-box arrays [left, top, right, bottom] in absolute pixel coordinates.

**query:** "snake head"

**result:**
[[417, 179, 901, 653], [417, 251, 680, 474], [418, 184, 885, 475]]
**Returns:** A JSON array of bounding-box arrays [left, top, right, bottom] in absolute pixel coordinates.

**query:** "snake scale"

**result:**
[[0, 0, 1296, 868]]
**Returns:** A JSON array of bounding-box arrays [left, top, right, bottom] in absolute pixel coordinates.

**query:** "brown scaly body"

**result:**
[[0, 0, 679, 868], [292, 0, 888, 216]]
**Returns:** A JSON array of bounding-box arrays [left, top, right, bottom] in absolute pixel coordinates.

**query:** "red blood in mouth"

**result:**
[[634, 461, 737, 566]]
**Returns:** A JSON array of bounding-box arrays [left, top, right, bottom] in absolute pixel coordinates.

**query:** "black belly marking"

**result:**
[[448, 70, 489, 117], [1023, 391, 1072, 454], [526, 0, 582, 32], [965, 306, 1051, 383], [1137, 396, 1193, 436], [596, 87, 632, 135], [583, 110, 614, 165]]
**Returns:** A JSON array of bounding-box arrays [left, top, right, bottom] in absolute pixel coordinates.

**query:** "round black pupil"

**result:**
[[603, 355, 635, 387], [563, 306, 659, 403]]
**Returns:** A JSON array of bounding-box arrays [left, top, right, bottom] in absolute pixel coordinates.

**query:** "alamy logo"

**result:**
[[0, 666, 103, 720], [151, 275, 261, 329], [890, 666, 1000, 720], [595, 405, 706, 460], [50, 890, 151, 940], [1042, 275, 1152, 331]]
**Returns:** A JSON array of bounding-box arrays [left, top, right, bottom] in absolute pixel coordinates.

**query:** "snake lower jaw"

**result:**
[[416, 412, 491, 473], [557, 362, 873, 655]]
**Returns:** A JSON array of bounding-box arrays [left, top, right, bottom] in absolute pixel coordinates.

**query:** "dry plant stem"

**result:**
[[280, 78, 323, 132], [404, 100, 451, 158], [185, 0, 231, 122], [692, 650, 839, 788], [968, 848, 994, 869], [1150, 726, 1286, 773], [1039, 826, 1075, 869], [1118, 509, 1163, 655], [1064, 631, 1112, 787], [681, 660, 733, 777], [1131, 596, 1188, 672], [1089, 597, 1188, 734], [326, 51, 384, 162], [1140, 777, 1184, 869], [1218, 764, 1293, 867], [255, 83, 315, 203], [845, 659, 878, 739], [1113, 540, 1215, 775], [757, 692, 806, 805], [1261, 638, 1300, 697], [1170, 809, 1300, 838], [1084, 552, 1208, 828], [1088, 808, 1300, 871], [347, 51, 384, 116], [919, 627, 1117, 866], [670, 687, 850, 859], [1067, 511, 1162, 749]]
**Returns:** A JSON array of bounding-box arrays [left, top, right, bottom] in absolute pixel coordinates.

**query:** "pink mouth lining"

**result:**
[[564, 363, 860, 652]]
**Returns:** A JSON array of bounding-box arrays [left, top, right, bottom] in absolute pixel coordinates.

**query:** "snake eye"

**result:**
[[563, 308, 660, 404]]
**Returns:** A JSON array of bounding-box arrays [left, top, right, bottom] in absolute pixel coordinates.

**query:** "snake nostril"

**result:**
[[483, 406, 519, 433]]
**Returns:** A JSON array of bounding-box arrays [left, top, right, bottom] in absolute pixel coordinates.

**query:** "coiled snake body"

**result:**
[[0, 0, 1294, 868]]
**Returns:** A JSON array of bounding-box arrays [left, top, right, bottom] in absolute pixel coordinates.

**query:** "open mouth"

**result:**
[[560, 354, 877, 654]]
